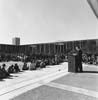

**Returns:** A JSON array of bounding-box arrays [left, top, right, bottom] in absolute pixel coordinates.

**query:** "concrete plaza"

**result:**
[[0, 62, 98, 100]]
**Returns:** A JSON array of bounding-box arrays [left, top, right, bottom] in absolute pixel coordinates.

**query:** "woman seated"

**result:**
[[29, 60, 36, 70], [22, 62, 29, 70]]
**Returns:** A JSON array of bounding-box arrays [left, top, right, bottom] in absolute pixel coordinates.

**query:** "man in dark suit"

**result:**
[[75, 46, 83, 72]]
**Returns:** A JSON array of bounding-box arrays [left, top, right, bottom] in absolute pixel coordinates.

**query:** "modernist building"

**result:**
[[0, 39, 97, 58]]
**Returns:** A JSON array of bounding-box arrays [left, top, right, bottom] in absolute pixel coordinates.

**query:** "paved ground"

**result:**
[[11, 64, 98, 100], [0, 62, 67, 89], [11, 86, 97, 100], [0, 62, 68, 100], [0, 62, 98, 100], [53, 71, 98, 92]]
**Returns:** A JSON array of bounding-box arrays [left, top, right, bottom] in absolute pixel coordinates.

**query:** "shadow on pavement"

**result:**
[[0, 70, 26, 81], [83, 71, 98, 73], [0, 74, 19, 81], [0, 79, 5, 81]]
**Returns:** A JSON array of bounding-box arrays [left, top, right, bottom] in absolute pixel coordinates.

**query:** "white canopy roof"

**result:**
[[87, 0, 98, 19]]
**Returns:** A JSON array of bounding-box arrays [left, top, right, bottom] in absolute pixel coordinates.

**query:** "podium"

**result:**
[[68, 53, 78, 72]]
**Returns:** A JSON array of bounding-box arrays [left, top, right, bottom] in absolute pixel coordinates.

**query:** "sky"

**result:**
[[0, 0, 97, 45]]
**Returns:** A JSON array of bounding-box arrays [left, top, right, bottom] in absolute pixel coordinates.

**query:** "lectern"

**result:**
[[68, 53, 78, 72]]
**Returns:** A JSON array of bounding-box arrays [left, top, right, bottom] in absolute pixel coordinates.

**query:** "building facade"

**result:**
[[0, 39, 97, 58]]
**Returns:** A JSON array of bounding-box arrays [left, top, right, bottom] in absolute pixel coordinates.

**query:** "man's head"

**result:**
[[75, 46, 80, 51]]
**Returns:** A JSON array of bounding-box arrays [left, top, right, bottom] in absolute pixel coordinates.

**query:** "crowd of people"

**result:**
[[0, 55, 65, 79], [0, 52, 98, 79], [0, 63, 21, 79], [82, 54, 98, 65]]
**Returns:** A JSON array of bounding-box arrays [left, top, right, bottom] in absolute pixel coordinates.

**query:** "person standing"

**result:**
[[75, 46, 83, 72]]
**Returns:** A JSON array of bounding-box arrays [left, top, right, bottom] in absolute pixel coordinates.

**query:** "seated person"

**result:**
[[0, 66, 5, 79], [1, 64, 10, 78], [8, 64, 14, 73], [29, 60, 36, 70], [96, 56, 98, 65], [51, 58, 55, 65], [40, 61, 46, 68], [22, 62, 29, 70], [44, 59, 49, 65], [35, 60, 41, 68], [14, 63, 20, 72]]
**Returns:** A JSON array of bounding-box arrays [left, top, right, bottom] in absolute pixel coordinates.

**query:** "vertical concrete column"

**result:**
[[79, 41, 81, 49], [63, 44, 64, 54], [66, 42, 67, 52], [73, 41, 74, 50], [54, 43, 56, 54], [49, 44, 50, 55], [44, 44, 46, 55], [40, 45, 42, 54], [60, 44, 62, 54]]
